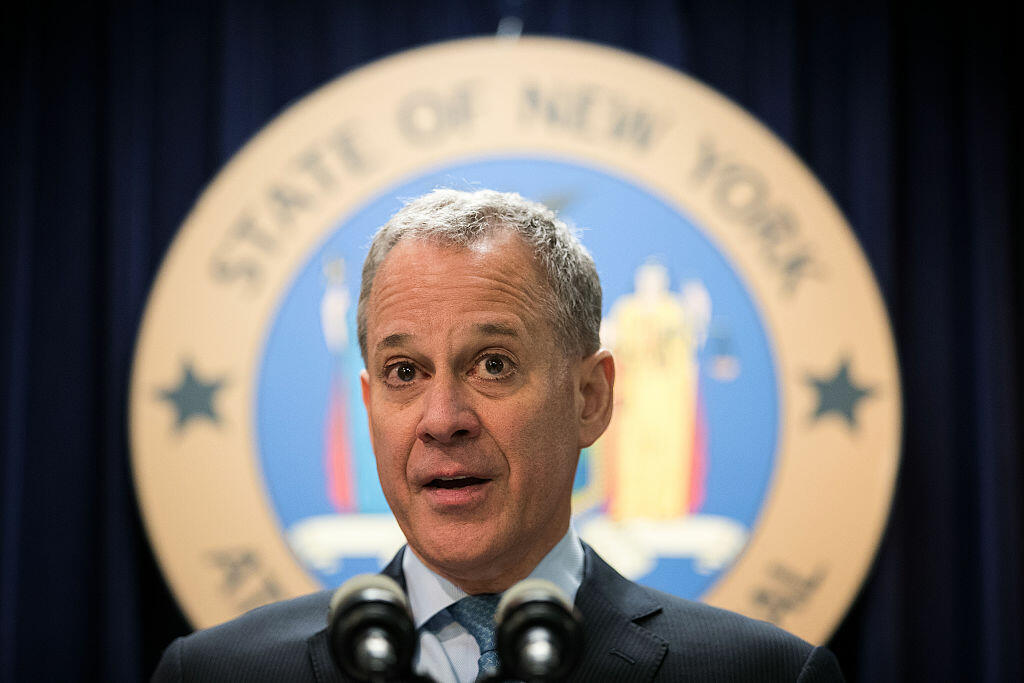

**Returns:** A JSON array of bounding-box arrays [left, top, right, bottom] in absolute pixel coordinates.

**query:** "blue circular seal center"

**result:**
[[256, 157, 778, 599]]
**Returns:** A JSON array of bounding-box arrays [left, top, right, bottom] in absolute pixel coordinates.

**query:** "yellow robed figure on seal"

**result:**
[[599, 262, 710, 521]]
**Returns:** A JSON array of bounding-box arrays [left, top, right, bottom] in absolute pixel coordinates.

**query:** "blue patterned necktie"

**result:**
[[448, 593, 502, 680]]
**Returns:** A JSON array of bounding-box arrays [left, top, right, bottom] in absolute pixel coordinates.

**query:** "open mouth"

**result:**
[[427, 476, 490, 489]]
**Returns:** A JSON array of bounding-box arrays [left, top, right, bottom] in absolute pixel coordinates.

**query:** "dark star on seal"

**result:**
[[158, 361, 225, 431], [807, 357, 875, 429]]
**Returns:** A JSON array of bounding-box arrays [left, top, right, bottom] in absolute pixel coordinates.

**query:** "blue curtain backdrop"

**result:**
[[2, 1, 1021, 681]]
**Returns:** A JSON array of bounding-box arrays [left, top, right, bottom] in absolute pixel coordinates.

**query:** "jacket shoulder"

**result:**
[[642, 586, 843, 682], [578, 547, 843, 682], [152, 590, 333, 683]]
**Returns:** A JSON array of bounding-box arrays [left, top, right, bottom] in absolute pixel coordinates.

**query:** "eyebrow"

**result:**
[[475, 322, 521, 338], [376, 332, 412, 352]]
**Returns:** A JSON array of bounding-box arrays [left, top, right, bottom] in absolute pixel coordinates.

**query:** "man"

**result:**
[[153, 189, 843, 682]]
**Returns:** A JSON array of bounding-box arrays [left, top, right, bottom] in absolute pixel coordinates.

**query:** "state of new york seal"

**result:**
[[130, 37, 901, 643]]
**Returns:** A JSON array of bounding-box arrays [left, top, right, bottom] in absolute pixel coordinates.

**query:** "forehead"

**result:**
[[364, 233, 554, 344]]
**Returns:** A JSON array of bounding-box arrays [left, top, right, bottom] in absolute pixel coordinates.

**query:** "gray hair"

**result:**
[[357, 188, 602, 361]]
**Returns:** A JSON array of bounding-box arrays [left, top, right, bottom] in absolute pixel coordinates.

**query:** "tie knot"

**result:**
[[448, 593, 502, 653]]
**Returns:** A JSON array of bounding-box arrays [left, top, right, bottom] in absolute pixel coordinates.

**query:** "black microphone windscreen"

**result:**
[[327, 574, 417, 682], [496, 578, 583, 681]]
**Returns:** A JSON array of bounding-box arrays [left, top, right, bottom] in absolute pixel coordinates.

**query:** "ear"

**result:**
[[360, 369, 377, 450], [577, 349, 615, 449], [360, 369, 371, 412]]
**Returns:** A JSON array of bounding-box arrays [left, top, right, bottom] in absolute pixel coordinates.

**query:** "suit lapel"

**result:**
[[568, 545, 668, 682], [307, 628, 346, 683], [380, 546, 407, 589], [306, 547, 408, 683]]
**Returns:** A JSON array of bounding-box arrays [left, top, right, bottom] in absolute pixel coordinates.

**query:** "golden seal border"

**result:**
[[129, 37, 901, 643]]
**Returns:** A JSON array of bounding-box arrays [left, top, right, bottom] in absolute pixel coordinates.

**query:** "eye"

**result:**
[[383, 361, 419, 386], [484, 356, 505, 375], [473, 353, 516, 381]]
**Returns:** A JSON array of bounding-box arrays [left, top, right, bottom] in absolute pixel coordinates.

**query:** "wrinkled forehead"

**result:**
[[367, 234, 554, 321], [357, 227, 569, 364]]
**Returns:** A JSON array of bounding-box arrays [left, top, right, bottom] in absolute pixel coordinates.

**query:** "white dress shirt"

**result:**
[[401, 526, 585, 683]]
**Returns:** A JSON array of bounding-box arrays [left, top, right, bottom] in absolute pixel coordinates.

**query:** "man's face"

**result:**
[[360, 232, 605, 591]]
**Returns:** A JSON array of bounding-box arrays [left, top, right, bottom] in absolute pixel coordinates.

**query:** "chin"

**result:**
[[414, 524, 507, 577]]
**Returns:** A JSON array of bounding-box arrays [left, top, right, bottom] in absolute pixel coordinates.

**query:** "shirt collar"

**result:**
[[402, 525, 585, 629]]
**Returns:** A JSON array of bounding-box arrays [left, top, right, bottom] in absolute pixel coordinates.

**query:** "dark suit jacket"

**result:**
[[153, 545, 843, 682]]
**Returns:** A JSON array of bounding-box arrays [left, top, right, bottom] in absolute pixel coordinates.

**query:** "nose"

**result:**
[[415, 374, 481, 445]]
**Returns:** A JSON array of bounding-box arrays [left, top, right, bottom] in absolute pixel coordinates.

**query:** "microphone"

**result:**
[[327, 574, 418, 682], [495, 578, 584, 681]]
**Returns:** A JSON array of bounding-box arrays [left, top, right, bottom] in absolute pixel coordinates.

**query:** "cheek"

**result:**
[[506, 389, 579, 482], [368, 408, 412, 490]]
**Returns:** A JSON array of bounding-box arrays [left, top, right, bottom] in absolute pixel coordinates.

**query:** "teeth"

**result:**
[[438, 476, 469, 480]]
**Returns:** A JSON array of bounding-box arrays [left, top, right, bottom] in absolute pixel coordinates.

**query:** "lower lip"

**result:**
[[423, 480, 492, 509]]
